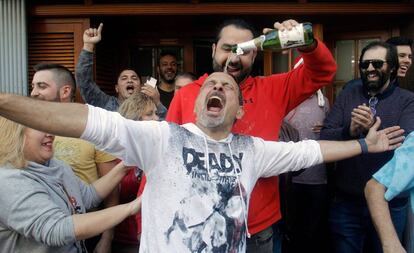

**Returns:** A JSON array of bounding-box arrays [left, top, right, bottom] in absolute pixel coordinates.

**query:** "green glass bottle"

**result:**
[[231, 22, 314, 55]]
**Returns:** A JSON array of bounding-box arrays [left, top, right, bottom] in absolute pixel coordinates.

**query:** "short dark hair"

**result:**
[[33, 63, 76, 100], [117, 68, 142, 84], [359, 41, 399, 81], [158, 51, 177, 66], [215, 19, 256, 43], [176, 72, 197, 82], [386, 36, 413, 48]]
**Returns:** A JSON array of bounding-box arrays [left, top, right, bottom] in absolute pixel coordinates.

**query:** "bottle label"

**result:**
[[235, 35, 265, 55], [236, 40, 256, 55], [279, 23, 305, 49]]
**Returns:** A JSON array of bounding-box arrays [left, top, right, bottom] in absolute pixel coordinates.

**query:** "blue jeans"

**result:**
[[329, 196, 407, 253]]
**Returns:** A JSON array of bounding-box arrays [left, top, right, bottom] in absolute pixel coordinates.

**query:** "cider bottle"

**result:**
[[232, 22, 314, 55]]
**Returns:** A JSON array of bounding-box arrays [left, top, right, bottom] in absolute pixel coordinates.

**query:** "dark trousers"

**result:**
[[289, 183, 329, 253], [246, 225, 277, 253], [329, 195, 407, 253]]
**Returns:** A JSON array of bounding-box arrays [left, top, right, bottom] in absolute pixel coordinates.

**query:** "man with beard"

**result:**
[[343, 36, 412, 91], [157, 51, 178, 109], [30, 63, 120, 252], [0, 72, 404, 253], [320, 41, 414, 253], [363, 36, 413, 253], [76, 23, 167, 119], [167, 19, 337, 252]]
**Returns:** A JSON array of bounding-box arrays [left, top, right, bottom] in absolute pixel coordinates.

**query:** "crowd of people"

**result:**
[[0, 18, 413, 253]]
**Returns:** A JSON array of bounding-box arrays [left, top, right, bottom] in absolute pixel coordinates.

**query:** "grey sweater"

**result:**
[[0, 159, 101, 253], [76, 50, 167, 120]]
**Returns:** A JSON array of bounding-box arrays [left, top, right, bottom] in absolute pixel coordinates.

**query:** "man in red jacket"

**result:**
[[167, 19, 337, 252]]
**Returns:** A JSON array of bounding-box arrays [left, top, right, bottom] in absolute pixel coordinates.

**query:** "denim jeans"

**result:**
[[329, 196, 407, 253], [246, 225, 278, 253]]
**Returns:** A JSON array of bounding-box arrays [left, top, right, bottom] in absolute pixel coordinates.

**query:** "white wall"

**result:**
[[0, 0, 27, 95]]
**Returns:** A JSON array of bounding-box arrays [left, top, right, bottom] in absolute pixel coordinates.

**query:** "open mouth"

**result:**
[[225, 64, 241, 74], [164, 71, 176, 79], [126, 85, 135, 93], [400, 65, 409, 73], [41, 141, 53, 150], [367, 72, 379, 80], [207, 95, 224, 113]]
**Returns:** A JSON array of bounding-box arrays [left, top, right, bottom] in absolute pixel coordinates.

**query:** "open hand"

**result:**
[[365, 117, 405, 153]]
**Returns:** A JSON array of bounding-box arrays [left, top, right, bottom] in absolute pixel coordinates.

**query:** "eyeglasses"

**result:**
[[359, 60, 387, 70], [369, 96, 378, 116]]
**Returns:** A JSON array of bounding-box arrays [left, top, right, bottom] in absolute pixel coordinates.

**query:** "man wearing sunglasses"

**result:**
[[321, 41, 414, 253], [343, 37, 412, 91], [364, 37, 414, 253]]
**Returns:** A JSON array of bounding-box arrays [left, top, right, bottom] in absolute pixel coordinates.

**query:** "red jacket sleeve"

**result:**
[[166, 90, 183, 124], [167, 75, 208, 125], [285, 39, 337, 112], [262, 39, 336, 116]]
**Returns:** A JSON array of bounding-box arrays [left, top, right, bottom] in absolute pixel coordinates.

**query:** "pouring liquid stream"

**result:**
[[224, 51, 241, 74]]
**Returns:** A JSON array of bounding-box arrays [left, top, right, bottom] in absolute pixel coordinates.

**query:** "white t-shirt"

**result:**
[[81, 105, 323, 253]]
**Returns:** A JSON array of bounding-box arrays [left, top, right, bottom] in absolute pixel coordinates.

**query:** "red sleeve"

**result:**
[[119, 169, 139, 203], [263, 39, 336, 115], [285, 39, 337, 112], [167, 75, 207, 125], [166, 89, 183, 124]]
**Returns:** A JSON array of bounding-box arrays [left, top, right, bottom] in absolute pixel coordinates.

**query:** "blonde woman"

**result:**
[[118, 91, 159, 121], [0, 117, 141, 253], [111, 91, 158, 252]]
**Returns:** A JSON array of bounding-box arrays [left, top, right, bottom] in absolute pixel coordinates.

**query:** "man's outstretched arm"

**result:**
[[0, 93, 87, 137], [318, 117, 404, 163], [257, 117, 404, 178], [365, 179, 406, 253]]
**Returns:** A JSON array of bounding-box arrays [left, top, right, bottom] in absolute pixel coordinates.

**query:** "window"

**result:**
[[333, 38, 379, 97], [130, 46, 184, 81]]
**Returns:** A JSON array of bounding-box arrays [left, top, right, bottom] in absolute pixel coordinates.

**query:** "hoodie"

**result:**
[[0, 159, 101, 253], [81, 105, 323, 253], [166, 39, 336, 234]]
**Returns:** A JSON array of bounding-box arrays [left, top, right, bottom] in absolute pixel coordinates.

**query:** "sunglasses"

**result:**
[[359, 60, 387, 70]]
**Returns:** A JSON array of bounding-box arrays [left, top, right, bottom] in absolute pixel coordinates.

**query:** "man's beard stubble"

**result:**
[[160, 71, 176, 84], [212, 58, 250, 84], [361, 68, 391, 94]]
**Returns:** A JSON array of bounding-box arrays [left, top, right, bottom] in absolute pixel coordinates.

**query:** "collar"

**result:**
[[362, 79, 397, 100]]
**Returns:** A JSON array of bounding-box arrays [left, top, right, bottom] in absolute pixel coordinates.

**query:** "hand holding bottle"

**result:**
[[232, 20, 314, 55], [263, 19, 299, 34], [267, 19, 316, 52]]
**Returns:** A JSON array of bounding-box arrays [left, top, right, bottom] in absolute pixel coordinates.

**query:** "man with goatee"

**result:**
[[157, 51, 178, 109]]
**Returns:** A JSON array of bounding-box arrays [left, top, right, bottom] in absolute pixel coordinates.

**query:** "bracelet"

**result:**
[[357, 138, 369, 154]]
